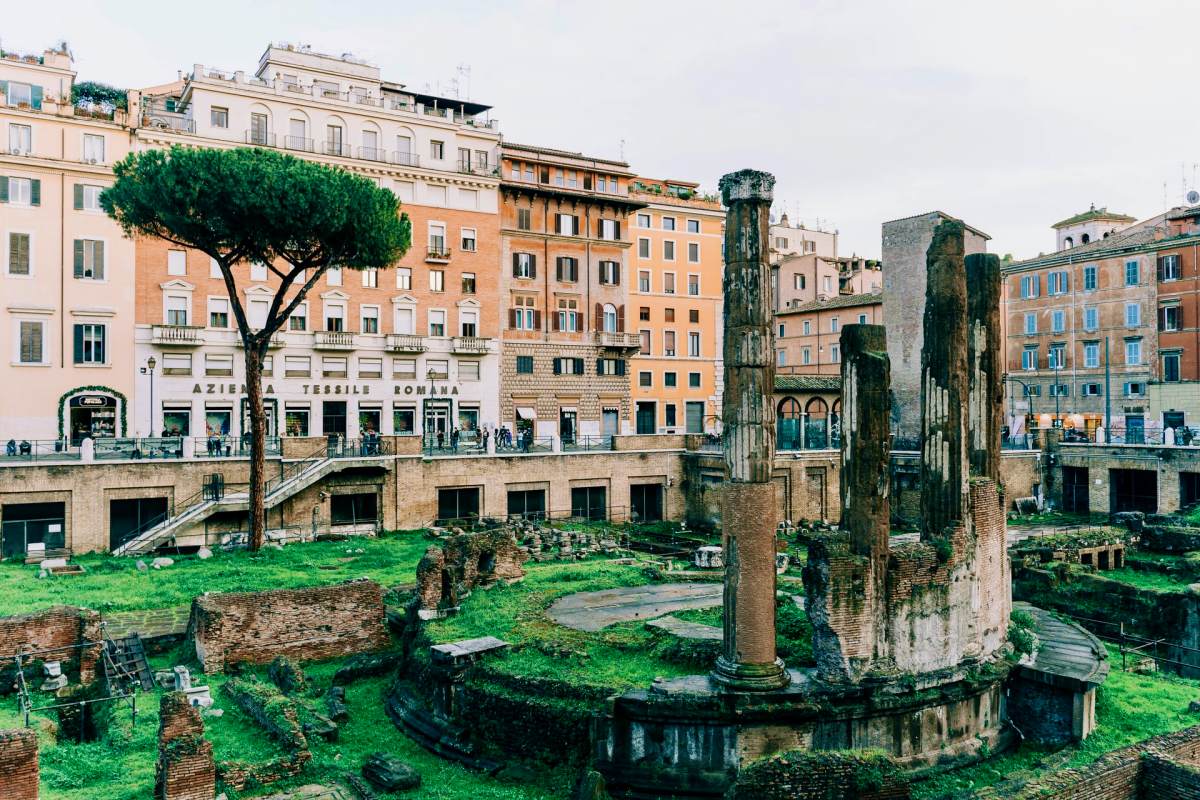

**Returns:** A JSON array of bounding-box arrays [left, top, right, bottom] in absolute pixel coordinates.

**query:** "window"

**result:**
[[1024, 313, 1037, 336], [395, 307, 414, 335], [8, 124, 31, 154], [1125, 339, 1142, 365], [1125, 302, 1140, 327], [858, 314, 867, 324], [1084, 265, 1097, 290], [462, 272, 476, 294], [327, 267, 342, 286], [556, 299, 578, 332], [512, 296, 537, 330], [288, 304, 307, 331], [517, 208, 531, 230], [210, 257, 222, 279], [322, 356, 348, 378], [556, 257, 579, 282], [664, 273, 676, 294], [162, 353, 192, 376], [205, 353, 234, 377], [5, 176, 35, 206], [1159, 254, 1182, 281], [210, 106, 229, 128], [603, 303, 618, 333], [597, 358, 625, 376], [461, 228, 477, 252], [687, 219, 700, 234], [1022, 346, 1038, 370], [1161, 305, 1181, 332], [324, 304, 345, 332], [555, 213, 579, 236], [247, 262, 267, 282], [1125, 260, 1139, 286], [639, 306, 650, 321], [638, 238, 650, 259], [359, 357, 383, 379], [639, 329, 651, 355], [664, 330, 676, 357], [794, 274, 806, 290], [639, 371, 652, 387], [599, 261, 620, 285], [166, 250, 187, 276], [361, 306, 379, 334], [1020, 275, 1040, 299], [688, 274, 700, 295], [7, 232, 30, 275], [1024, 384, 1041, 397], [1125, 381, 1146, 397], [429, 223, 447, 256], [638, 270, 651, 292], [513, 252, 536, 279], [662, 217, 676, 231], [689, 309, 700, 323], [393, 358, 416, 379], [1052, 309, 1065, 333], [599, 219, 619, 240], [637, 213, 651, 228], [362, 268, 378, 288], [803, 320, 811, 335], [165, 295, 188, 326], [553, 357, 585, 375], [831, 344, 840, 363], [284, 355, 310, 377], [429, 309, 446, 337], [73, 240, 104, 279], [209, 298, 230, 328], [823, 275, 833, 294], [1084, 342, 1099, 368], [688, 331, 700, 357], [1049, 343, 1066, 369], [663, 240, 676, 261], [830, 317, 840, 332], [1163, 352, 1181, 383], [430, 140, 444, 160], [1048, 270, 1069, 295], [666, 309, 675, 323], [460, 309, 478, 337], [516, 355, 534, 374], [75, 184, 102, 212], [1082, 383, 1102, 397], [802, 347, 812, 365], [5, 82, 33, 107], [429, 270, 444, 292], [1049, 383, 1069, 397], [17, 320, 44, 364], [1084, 306, 1098, 331], [82, 134, 105, 163], [689, 371, 701, 388], [396, 267, 411, 290], [72, 324, 105, 364]]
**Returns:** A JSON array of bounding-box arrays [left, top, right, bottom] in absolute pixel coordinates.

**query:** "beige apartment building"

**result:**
[[628, 178, 724, 434], [0, 45, 137, 444], [768, 213, 837, 262], [776, 292, 883, 376], [774, 253, 882, 311], [128, 44, 502, 444]]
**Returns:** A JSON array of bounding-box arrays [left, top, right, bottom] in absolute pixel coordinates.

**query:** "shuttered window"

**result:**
[[18, 320, 44, 364], [599, 260, 620, 285], [0, 176, 40, 205], [8, 233, 30, 275], [73, 239, 105, 280]]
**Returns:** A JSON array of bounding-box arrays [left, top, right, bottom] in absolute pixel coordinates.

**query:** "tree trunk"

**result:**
[[245, 342, 268, 551]]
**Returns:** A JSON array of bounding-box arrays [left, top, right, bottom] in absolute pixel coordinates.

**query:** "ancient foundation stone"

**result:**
[[155, 692, 215, 800], [0, 605, 101, 684], [0, 728, 39, 800], [415, 529, 528, 615], [189, 579, 389, 673]]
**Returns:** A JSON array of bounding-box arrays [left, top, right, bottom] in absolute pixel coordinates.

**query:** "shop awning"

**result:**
[[516, 407, 536, 420]]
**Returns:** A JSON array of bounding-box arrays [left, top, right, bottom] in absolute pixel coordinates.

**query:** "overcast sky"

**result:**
[[5, 0, 1198, 258]]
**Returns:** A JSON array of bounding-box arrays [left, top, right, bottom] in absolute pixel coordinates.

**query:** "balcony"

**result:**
[[323, 141, 351, 158], [386, 334, 427, 353], [392, 151, 421, 168], [244, 130, 275, 147], [426, 248, 452, 264], [452, 336, 491, 355], [358, 146, 388, 163], [457, 160, 493, 176], [152, 325, 204, 346], [282, 135, 315, 153], [266, 332, 287, 348], [313, 330, 355, 350], [594, 331, 642, 351]]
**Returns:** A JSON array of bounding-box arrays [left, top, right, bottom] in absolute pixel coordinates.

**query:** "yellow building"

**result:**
[[628, 178, 724, 434], [0, 44, 137, 443]]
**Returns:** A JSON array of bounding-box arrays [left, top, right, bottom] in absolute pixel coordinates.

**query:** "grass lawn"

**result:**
[[1006, 511, 1106, 529], [910, 644, 1200, 799], [0, 531, 433, 616], [1091, 566, 1195, 594]]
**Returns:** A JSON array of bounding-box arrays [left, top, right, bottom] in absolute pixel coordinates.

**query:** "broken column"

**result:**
[[839, 324, 891, 559], [920, 220, 970, 544], [966, 253, 1003, 483], [154, 692, 215, 800], [711, 169, 788, 691]]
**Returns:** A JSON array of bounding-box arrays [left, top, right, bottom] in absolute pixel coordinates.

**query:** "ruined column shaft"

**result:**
[[920, 221, 970, 541], [712, 169, 788, 691], [839, 325, 891, 558], [966, 253, 1003, 484]]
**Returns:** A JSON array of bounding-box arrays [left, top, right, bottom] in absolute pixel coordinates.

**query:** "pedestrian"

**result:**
[[451, 427, 460, 452], [482, 427, 490, 451], [437, 429, 445, 450]]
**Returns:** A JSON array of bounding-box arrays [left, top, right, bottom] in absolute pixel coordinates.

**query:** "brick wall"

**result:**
[[0, 606, 101, 684], [0, 728, 38, 800], [1140, 754, 1200, 800], [729, 749, 910, 800], [154, 692, 214, 800], [189, 579, 389, 673]]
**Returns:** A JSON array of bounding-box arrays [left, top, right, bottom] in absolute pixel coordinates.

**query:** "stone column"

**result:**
[[920, 220, 970, 543], [966, 253, 1003, 483], [711, 169, 788, 691], [839, 325, 891, 559]]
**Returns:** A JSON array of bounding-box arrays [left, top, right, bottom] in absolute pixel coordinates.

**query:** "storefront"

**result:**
[[64, 391, 122, 445]]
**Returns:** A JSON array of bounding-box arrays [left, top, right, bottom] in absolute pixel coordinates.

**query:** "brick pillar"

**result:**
[[711, 169, 788, 691], [839, 324, 891, 560], [155, 692, 215, 800], [0, 729, 39, 800], [920, 220, 970, 544], [966, 253, 1003, 483]]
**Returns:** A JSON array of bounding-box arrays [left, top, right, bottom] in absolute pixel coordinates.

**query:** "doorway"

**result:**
[[559, 409, 577, 445], [602, 408, 619, 437], [571, 486, 607, 520], [686, 402, 704, 434], [240, 399, 277, 437], [1062, 466, 1090, 513], [322, 401, 347, 437], [424, 399, 451, 444], [630, 483, 664, 522], [2, 502, 66, 559], [68, 394, 117, 445], [1109, 468, 1157, 514], [109, 497, 169, 552], [1181, 472, 1200, 509], [636, 402, 656, 435]]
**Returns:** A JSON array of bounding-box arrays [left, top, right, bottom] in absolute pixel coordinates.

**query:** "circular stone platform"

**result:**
[[548, 582, 723, 632]]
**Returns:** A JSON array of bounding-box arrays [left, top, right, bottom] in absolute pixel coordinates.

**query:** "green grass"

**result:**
[[0, 531, 433, 616], [1006, 511, 1105, 529], [1092, 566, 1195, 594], [911, 644, 1200, 799]]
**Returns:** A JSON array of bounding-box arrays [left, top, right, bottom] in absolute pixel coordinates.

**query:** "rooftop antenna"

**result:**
[[456, 64, 471, 101], [619, 138, 625, 160]]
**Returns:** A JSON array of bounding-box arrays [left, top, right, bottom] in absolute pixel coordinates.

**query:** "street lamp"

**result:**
[[146, 356, 156, 438]]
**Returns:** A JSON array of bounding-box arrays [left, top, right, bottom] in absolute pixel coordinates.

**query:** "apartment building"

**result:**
[[1053, 205, 1136, 252], [129, 44, 501, 442], [628, 178, 724, 435], [498, 142, 644, 442], [1003, 206, 1200, 440], [0, 45, 137, 442], [775, 254, 882, 311], [775, 292, 883, 376], [768, 213, 837, 263]]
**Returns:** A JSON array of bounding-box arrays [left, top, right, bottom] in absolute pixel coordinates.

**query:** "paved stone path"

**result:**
[[103, 605, 190, 640], [646, 615, 722, 641], [549, 582, 723, 632]]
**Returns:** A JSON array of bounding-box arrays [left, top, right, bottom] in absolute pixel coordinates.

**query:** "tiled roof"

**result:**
[[1006, 226, 1164, 271], [775, 375, 841, 392], [1167, 205, 1200, 221], [1051, 206, 1137, 229], [881, 210, 991, 241], [501, 141, 629, 169], [777, 291, 883, 315]]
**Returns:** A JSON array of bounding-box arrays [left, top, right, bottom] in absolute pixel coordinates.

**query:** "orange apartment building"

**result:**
[[775, 292, 883, 375], [498, 143, 644, 443], [628, 178, 725, 435], [130, 44, 501, 443]]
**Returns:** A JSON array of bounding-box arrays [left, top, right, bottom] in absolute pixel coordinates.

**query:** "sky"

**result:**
[[5, 0, 1199, 259]]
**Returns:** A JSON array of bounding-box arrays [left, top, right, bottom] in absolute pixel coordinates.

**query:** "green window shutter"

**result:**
[[0, 82, 7, 100], [73, 240, 84, 277], [0, 177, 8, 204], [574, 358, 584, 375], [73, 184, 83, 210], [94, 241, 105, 279], [30, 179, 40, 207], [30, 86, 43, 110], [73, 325, 84, 364]]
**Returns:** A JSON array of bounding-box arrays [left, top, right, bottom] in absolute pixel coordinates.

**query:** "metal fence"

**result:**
[[1049, 610, 1200, 676]]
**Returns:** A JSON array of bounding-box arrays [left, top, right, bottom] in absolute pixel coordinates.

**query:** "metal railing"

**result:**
[[193, 436, 282, 459], [433, 504, 630, 528], [330, 436, 392, 458], [264, 439, 331, 496], [282, 135, 314, 152], [244, 130, 275, 147], [323, 140, 351, 158], [496, 436, 554, 455], [357, 146, 388, 162], [562, 435, 613, 452], [2, 439, 76, 462], [423, 432, 485, 456], [392, 151, 420, 167]]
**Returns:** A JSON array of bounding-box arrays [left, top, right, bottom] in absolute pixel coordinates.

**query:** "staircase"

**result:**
[[103, 634, 154, 692], [113, 444, 390, 556]]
